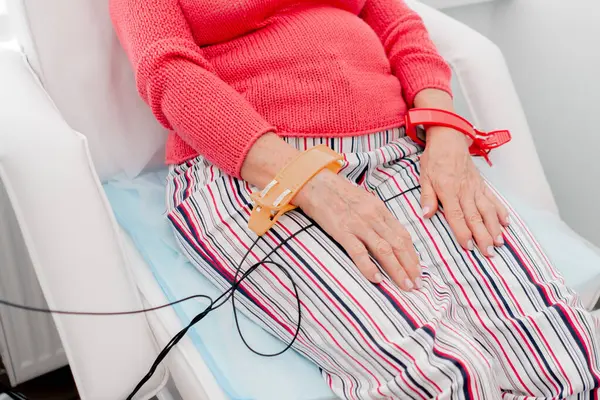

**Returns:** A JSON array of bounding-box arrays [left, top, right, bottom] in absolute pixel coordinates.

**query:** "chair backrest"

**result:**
[[8, 0, 167, 181]]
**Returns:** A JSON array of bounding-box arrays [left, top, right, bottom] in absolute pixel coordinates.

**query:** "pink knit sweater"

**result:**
[[110, 0, 452, 177]]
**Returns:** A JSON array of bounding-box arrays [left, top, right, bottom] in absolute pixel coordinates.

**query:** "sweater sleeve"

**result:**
[[109, 0, 275, 177], [360, 0, 453, 106]]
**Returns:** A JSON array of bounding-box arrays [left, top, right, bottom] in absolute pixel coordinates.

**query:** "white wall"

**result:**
[[446, 0, 600, 246], [441, 1, 496, 38], [420, 0, 495, 11]]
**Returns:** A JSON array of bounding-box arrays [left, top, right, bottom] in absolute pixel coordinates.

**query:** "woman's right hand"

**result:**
[[241, 133, 421, 291], [294, 170, 422, 291]]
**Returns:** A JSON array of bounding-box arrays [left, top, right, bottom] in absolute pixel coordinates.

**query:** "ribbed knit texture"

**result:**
[[110, 0, 452, 177]]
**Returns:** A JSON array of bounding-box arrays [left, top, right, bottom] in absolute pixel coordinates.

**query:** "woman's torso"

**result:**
[[179, 0, 407, 136]]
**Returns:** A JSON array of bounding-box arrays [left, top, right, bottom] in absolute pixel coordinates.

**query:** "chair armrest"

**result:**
[[409, 1, 559, 215], [0, 50, 167, 399]]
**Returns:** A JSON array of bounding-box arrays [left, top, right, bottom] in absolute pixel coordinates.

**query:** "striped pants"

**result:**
[[166, 129, 600, 399]]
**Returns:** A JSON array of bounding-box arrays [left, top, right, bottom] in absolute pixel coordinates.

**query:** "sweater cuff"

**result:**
[[229, 126, 275, 179], [396, 56, 453, 107]]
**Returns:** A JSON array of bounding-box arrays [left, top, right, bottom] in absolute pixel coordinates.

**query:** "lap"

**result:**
[[166, 136, 600, 399]]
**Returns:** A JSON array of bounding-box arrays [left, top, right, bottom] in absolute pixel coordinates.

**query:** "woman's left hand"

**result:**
[[419, 127, 510, 256]]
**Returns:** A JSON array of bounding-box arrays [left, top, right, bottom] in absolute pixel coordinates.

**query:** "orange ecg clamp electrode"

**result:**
[[405, 108, 512, 165], [248, 144, 344, 236]]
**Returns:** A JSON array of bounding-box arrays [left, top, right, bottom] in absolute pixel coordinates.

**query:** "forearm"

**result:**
[[413, 88, 454, 111]]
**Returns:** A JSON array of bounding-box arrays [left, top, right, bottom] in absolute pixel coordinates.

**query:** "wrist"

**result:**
[[241, 133, 299, 188], [425, 126, 472, 150], [293, 169, 337, 209]]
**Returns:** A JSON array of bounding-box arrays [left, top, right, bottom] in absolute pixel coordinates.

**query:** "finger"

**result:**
[[375, 213, 421, 285], [460, 192, 494, 257], [438, 192, 473, 250], [337, 234, 383, 284], [476, 190, 504, 247], [360, 229, 414, 291], [484, 186, 510, 227], [420, 175, 439, 219]]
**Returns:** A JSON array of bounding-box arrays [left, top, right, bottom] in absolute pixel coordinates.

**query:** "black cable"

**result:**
[[0, 294, 213, 316], [126, 185, 420, 399], [0, 185, 421, 400]]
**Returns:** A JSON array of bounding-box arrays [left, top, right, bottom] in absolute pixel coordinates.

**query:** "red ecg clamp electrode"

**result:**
[[404, 108, 512, 166]]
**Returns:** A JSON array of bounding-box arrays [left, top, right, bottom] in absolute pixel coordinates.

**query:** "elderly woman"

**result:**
[[110, 0, 600, 398]]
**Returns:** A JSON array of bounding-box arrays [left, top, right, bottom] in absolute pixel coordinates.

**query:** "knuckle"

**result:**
[[375, 239, 394, 256], [392, 233, 411, 250], [467, 213, 484, 224], [347, 243, 369, 259], [339, 221, 354, 235], [399, 229, 412, 240], [362, 206, 383, 222], [447, 208, 465, 221], [391, 240, 408, 254], [434, 173, 454, 186]]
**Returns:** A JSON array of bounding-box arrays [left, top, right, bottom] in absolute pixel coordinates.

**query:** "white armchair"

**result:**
[[0, 1, 588, 399]]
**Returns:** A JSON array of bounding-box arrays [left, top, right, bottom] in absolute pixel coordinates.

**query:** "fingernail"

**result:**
[[496, 235, 504, 246], [404, 278, 414, 291], [374, 272, 384, 284], [506, 215, 511, 225], [414, 277, 423, 290], [467, 240, 474, 251], [487, 246, 495, 257], [422, 206, 431, 217]]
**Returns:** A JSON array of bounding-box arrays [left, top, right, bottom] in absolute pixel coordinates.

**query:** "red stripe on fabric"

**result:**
[[277, 222, 439, 396], [172, 172, 180, 208], [384, 163, 540, 391], [270, 227, 389, 397], [169, 214, 214, 265], [339, 153, 349, 176], [180, 178, 349, 393], [505, 231, 600, 387], [176, 196, 305, 355], [223, 177, 349, 379], [421, 274, 492, 372], [380, 168, 518, 396], [203, 184, 313, 338], [420, 320, 478, 399], [439, 320, 491, 373], [487, 185, 561, 283], [175, 202, 285, 325], [465, 251, 560, 394], [209, 164, 215, 182], [183, 163, 193, 201], [229, 178, 374, 399], [379, 147, 388, 164], [486, 252, 571, 393], [407, 277, 493, 374], [556, 302, 600, 388]]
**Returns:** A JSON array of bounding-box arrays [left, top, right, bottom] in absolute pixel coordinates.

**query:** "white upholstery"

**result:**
[[0, 51, 167, 400], [7, 0, 167, 181], [0, 1, 563, 399]]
